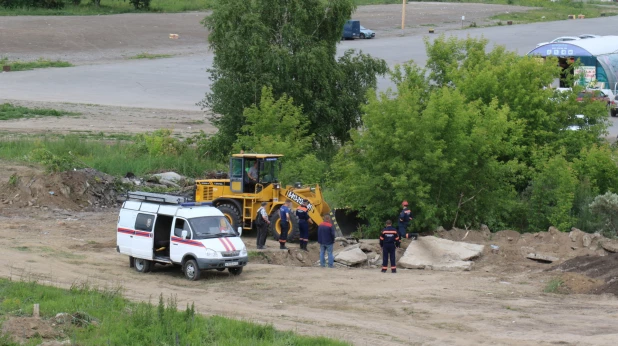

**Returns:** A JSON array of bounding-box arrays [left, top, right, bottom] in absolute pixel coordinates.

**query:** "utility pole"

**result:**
[[401, 0, 406, 34]]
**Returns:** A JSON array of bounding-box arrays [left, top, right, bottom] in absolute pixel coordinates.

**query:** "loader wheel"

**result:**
[[270, 211, 299, 242], [217, 204, 242, 232]]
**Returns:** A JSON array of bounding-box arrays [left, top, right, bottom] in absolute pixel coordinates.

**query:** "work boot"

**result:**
[[381, 269, 387, 273], [391, 269, 397, 274]]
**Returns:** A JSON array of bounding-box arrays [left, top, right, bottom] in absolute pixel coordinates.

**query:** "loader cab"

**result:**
[[229, 154, 283, 193]]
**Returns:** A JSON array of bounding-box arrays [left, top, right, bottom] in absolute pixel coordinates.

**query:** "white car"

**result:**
[[578, 34, 601, 39], [566, 114, 587, 131], [536, 36, 580, 47], [359, 25, 375, 39]]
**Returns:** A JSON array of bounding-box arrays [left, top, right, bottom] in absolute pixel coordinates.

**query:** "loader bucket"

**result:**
[[332, 208, 368, 236]]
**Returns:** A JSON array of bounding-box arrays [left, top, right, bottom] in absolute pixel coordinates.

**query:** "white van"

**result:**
[[116, 191, 248, 281]]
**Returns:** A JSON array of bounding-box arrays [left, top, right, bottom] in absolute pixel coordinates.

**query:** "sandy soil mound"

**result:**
[[0, 168, 120, 211], [435, 227, 610, 273], [552, 253, 618, 296]]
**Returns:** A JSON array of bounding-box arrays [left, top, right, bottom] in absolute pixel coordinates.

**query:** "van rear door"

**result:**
[[132, 213, 155, 259], [117, 208, 136, 255]]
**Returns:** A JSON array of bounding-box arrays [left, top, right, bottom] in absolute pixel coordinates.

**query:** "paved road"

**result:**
[[1, 16, 617, 133]]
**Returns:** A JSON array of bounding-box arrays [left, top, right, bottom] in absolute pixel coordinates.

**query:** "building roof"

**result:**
[[528, 36, 618, 57]]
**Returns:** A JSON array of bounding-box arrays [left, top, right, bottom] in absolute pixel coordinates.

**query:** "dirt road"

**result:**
[[1, 3, 531, 64], [0, 203, 617, 345]]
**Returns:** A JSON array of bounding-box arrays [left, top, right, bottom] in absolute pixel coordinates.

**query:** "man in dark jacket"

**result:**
[[399, 200, 418, 240], [380, 220, 400, 273], [317, 215, 336, 268]]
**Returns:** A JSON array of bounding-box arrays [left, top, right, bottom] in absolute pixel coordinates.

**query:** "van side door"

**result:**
[[132, 213, 155, 260], [170, 217, 194, 263]]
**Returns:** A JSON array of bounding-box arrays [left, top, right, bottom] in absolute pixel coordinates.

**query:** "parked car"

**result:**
[[536, 36, 580, 47], [359, 25, 375, 39], [566, 114, 588, 131], [576, 89, 610, 104], [342, 20, 360, 40]]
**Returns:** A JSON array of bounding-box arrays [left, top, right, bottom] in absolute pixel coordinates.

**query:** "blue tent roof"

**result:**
[[528, 36, 618, 57]]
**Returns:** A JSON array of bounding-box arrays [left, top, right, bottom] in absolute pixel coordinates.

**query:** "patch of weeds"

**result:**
[[27, 148, 83, 173], [248, 251, 268, 260], [0, 103, 78, 121], [544, 277, 568, 294], [0, 58, 72, 71], [468, 22, 477, 28], [13, 246, 30, 252], [8, 173, 18, 187], [129, 52, 174, 60]]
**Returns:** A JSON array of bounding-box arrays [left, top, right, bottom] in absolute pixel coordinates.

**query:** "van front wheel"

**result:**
[[134, 258, 151, 273], [183, 259, 201, 281]]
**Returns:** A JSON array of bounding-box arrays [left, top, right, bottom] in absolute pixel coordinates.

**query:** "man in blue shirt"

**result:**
[[278, 200, 292, 250], [317, 215, 336, 268]]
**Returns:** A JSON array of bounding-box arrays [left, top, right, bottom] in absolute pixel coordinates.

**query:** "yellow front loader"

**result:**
[[195, 154, 332, 241]]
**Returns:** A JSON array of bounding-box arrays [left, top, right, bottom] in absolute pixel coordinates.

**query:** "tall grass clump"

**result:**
[[0, 279, 348, 345], [0, 58, 72, 71], [0, 103, 78, 121], [0, 131, 222, 177]]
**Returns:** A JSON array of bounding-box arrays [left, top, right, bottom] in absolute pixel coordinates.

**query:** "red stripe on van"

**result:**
[[117, 228, 135, 235], [222, 237, 236, 251], [218, 238, 231, 251], [171, 236, 204, 248]]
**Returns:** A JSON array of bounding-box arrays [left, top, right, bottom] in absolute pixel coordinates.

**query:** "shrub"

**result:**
[[129, 0, 150, 9], [131, 129, 187, 157], [589, 192, 618, 238], [27, 148, 82, 173]]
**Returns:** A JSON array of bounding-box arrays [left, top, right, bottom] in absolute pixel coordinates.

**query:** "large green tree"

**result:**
[[200, 0, 387, 157], [331, 36, 613, 234]]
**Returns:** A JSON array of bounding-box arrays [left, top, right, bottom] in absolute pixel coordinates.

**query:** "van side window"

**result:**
[[135, 213, 154, 232], [174, 218, 191, 239]]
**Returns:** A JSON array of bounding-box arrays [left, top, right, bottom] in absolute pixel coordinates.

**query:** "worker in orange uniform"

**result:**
[[380, 220, 400, 273]]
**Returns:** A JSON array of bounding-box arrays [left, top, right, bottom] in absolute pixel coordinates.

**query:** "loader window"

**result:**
[[260, 158, 279, 183], [230, 158, 243, 179]]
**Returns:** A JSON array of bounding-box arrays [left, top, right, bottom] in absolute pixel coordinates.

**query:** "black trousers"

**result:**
[[382, 243, 396, 270], [256, 223, 268, 247], [279, 222, 289, 242]]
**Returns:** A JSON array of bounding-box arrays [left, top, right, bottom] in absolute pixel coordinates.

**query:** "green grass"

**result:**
[[0, 0, 214, 15], [0, 58, 72, 71], [0, 134, 224, 177], [0, 104, 78, 121], [543, 277, 566, 294], [128, 52, 174, 60], [0, 279, 348, 345]]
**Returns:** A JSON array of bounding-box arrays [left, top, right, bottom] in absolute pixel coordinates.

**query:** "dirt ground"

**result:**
[[0, 3, 532, 64], [0, 99, 216, 138], [1, 162, 618, 345]]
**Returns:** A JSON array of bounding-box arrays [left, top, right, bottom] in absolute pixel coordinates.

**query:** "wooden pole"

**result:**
[[401, 0, 406, 31]]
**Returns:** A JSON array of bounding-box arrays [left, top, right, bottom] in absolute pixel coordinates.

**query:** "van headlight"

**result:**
[[240, 246, 247, 256], [205, 248, 218, 258]]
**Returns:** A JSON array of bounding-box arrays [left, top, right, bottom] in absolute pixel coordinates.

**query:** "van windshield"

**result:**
[[188, 216, 237, 239]]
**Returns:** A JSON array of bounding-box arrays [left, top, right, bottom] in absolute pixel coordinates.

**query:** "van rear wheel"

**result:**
[[134, 258, 152, 273], [183, 259, 201, 281]]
